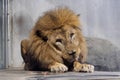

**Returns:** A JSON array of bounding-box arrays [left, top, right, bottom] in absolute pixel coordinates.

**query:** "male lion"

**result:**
[[21, 8, 94, 72]]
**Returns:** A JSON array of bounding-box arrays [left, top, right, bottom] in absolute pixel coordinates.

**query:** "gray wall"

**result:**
[[8, 0, 120, 68]]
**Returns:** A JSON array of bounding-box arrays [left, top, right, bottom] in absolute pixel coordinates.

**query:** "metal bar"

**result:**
[[3, 0, 8, 68], [0, 0, 8, 69]]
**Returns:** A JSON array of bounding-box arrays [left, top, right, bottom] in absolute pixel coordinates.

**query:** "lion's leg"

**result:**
[[48, 62, 68, 72], [73, 61, 94, 72], [21, 39, 30, 70]]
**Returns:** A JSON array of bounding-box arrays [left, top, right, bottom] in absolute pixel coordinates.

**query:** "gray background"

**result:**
[[7, 0, 120, 70]]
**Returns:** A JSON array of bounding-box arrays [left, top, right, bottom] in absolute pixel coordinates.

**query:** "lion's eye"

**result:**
[[56, 39, 62, 43], [70, 33, 74, 38]]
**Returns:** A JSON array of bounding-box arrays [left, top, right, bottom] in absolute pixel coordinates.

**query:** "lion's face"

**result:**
[[47, 25, 81, 63]]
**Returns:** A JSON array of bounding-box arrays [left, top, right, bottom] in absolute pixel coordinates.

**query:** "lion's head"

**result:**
[[47, 25, 82, 63]]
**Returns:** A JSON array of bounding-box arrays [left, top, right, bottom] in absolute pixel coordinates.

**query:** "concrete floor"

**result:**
[[0, 69, 120, 80]]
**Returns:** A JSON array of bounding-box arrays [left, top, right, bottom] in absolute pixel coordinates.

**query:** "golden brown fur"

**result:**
[[21, 8, 94, 72]]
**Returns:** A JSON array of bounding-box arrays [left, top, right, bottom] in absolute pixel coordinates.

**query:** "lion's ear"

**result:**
[[36, 30, 48, 42], [77, 14, 80, 17]]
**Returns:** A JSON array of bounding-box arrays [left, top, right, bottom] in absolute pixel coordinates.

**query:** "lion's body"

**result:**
[[21, 8, 94, 72]]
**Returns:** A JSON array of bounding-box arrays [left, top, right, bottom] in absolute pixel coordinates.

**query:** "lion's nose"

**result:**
[[68, 50, 76, 55]]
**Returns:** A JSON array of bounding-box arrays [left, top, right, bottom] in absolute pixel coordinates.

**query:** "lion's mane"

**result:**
[[21, 8, 87, 71]]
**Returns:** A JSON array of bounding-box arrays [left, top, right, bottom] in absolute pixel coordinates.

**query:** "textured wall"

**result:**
[[8, 0, 120, 70]]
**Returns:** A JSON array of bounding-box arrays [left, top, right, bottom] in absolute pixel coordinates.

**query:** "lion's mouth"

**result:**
[[69, 58, 75, 63]]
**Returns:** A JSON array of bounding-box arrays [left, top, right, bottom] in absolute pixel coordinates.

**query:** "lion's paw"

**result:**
[[49, 62, 68, 72], [73, 61, 94, 73]]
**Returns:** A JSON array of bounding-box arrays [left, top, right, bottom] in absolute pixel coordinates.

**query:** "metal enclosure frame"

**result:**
[[0, 0, 8, 69]]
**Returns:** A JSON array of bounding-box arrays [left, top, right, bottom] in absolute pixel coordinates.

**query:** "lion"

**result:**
[[21, 8, 94, 72]]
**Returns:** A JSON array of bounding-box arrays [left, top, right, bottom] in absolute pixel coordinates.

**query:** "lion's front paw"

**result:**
[[49, 62, 68, 72], [73, 61, 94, 73]]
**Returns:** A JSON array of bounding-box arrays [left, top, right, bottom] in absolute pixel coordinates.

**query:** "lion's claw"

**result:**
[[73, 61, 94, 73], [49, 62, 68, 72]]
